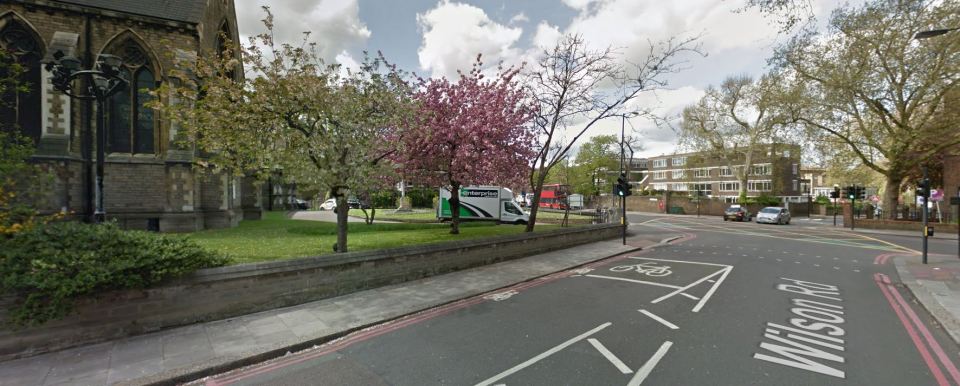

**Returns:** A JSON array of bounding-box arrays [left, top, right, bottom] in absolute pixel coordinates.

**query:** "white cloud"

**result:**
[[416, 1, 524, 78], [531, 21, 562, 51], [236, 0, 371, 63], [509, 12, 529, 24], [335, 50, 361, 72]]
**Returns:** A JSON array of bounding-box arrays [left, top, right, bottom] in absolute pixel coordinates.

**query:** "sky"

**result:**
[[234, 0, 841, 159]]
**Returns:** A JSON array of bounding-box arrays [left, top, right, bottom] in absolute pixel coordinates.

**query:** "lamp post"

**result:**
[[45, 51, 127, 223], [620, 111, 639, 244]]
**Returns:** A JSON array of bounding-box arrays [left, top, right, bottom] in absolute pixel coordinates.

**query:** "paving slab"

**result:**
[[895, 253, 960, 345]]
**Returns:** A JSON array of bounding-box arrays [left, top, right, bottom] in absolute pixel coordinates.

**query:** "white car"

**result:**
[[756, 207, 791, 225], [319, 198, 337, 211]]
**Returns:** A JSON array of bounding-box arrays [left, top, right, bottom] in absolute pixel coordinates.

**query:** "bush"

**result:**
[[0, 221, 228, 326], [370, 190, 398, 208], [407, 188, 438, 208], [814, 195, 830, 205]]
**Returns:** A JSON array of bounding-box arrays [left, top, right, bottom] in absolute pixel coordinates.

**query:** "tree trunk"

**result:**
[[335, 190, 348, 253], [450, 181, 461, 235], [370, 207, 376, 224], [883, 175, 902, 220], [525, 173, 548, 232]]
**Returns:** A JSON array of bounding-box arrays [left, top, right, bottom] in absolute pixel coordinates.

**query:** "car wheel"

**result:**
[[515, 220, 527, 225]]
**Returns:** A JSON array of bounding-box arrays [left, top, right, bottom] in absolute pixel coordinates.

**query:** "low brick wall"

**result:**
[[0, 224, 621, 361], [854, 219, 959, 233]]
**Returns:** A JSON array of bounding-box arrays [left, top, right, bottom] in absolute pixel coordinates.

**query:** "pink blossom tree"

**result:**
[[397, 56, 537, 234]]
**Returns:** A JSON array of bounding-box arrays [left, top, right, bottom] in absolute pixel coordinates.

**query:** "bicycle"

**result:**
[[609, 262, 673, 277]]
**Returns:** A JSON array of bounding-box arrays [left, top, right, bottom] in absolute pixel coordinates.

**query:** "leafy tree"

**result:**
[[395, 56, 537, 234], [679, 73, 798, 201], [571, 135, 618, 197], [524, 34, 702, 231], [773, 0, 960, 218], [1, 48, 54, 235], [153, 7, 412, 252]]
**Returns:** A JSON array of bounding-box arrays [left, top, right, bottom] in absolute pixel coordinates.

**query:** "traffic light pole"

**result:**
[[922, 167, 929, 264]]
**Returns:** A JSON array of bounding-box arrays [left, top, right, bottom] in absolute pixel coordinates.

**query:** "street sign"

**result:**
[[870, 195, 880, 203], [931, 189, 944, 202]]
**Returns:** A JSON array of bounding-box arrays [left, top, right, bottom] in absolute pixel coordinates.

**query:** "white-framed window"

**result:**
[[792, 163, 798, 175], [672, 183, 688, 191], [653, 171, 667, 180], [793, 179, 799, 191], [652, 159, 667, 168], [652, 183, 668, 190], [719, 182, 740, 191], [783, 150, 791, 158], [719, 167, 733, 177], [690, 183, 712, 192], [672, 157, 687, 166], [751, 164, 771, 176], [748, 180, 772, 192], [693, 168, 709, 178], [672, 170, 685, 179]]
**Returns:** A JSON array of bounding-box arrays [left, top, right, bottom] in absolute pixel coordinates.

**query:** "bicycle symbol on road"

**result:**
[[609, 262, 673, 277]]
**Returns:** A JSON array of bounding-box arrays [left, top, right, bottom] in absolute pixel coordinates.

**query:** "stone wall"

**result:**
[[0, 224, 622, 361]]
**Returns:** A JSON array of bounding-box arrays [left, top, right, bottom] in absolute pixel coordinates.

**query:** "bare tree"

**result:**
[[678, 73, 798, 201], [524, 34, 702, 231]]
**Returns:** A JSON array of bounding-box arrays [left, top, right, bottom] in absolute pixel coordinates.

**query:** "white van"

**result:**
[[437, 186, 529, 224]]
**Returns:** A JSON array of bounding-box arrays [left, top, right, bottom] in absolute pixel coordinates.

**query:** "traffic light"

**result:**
[[856, 186, 866, 200], [616, 175, 632, 197], [829, 188, 839, 199], [917, 178, 930, 199], [846, 186, 855, 200]]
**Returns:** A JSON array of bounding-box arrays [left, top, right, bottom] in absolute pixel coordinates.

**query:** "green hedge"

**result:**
[[0, 222, 227, 327]]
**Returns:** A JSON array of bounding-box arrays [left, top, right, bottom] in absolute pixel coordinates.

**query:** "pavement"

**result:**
[[895, 253, 960, 346], [0, 233, 669, 386]]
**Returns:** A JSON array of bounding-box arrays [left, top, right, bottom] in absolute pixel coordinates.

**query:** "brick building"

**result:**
[[637, 144, 803, 202], [1, 0, 261, 231]]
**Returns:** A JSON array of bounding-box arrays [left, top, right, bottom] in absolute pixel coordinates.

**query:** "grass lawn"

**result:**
[[347, 208, 595, 222], [187, 211, 556, 264]]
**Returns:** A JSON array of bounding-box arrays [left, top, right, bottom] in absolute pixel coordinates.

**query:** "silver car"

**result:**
[[756, 207, 791, 225]]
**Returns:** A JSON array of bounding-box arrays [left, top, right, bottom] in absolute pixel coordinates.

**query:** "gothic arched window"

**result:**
[[106, 38, 156, 154], [0, 19, 43, 143]]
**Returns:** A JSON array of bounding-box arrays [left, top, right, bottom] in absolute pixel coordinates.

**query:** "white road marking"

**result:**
[[707, 279, 716, 283], [692, 266, 733, 312], [795, 261, 801, 264], [627, 341, 674, 386], [853, 269, 860, 272], [585, 275, 683, 289], [777, 259, 783, 262], [628, 257, 731, 268], [475, 323, 611, 386], [852, 260, 858, 263], [817, 256, 822, 258], [833, 267, 840, 270], [681, 293, 700, 300], [814, 264, 820, 267], [639, 309, 679, 330], [588, 338, 633, 374], [483, 290, 519, 302]]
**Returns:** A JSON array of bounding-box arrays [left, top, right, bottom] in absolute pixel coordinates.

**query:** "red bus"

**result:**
[[539, 184, 570, 209]]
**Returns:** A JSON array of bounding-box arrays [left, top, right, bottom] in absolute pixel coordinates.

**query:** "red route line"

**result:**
[[873, 273, 955, 386], [206, 243, 672, 385], [879, 273, 960, 384]]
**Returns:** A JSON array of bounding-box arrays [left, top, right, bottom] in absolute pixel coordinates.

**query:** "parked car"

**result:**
[[347, 198, 361, 209], [319, 198, 337, 211], [294, 198, 310, 210], [723, 205, 752, 222], [756, 207, 791, 225]]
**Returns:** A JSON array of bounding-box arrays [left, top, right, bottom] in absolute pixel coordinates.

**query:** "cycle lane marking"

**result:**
[[587, 338, 634, 374], [474, 322, 612, 386], [651, 266, 733, 313], [627, 341, 674, 386], [638, 309, 679, 330]]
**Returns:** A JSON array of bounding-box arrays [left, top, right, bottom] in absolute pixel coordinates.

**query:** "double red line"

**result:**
[[874, 273, 960, 386]]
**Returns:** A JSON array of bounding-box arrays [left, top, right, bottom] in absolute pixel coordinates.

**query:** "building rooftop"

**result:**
[[55, 0, 207, 23]]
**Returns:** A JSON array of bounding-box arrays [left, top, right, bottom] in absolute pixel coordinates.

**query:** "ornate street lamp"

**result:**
[[45, 51, 127, 223]]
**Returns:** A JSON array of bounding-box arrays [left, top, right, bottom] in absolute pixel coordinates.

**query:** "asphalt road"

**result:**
[[195, 214, 960, 386]]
